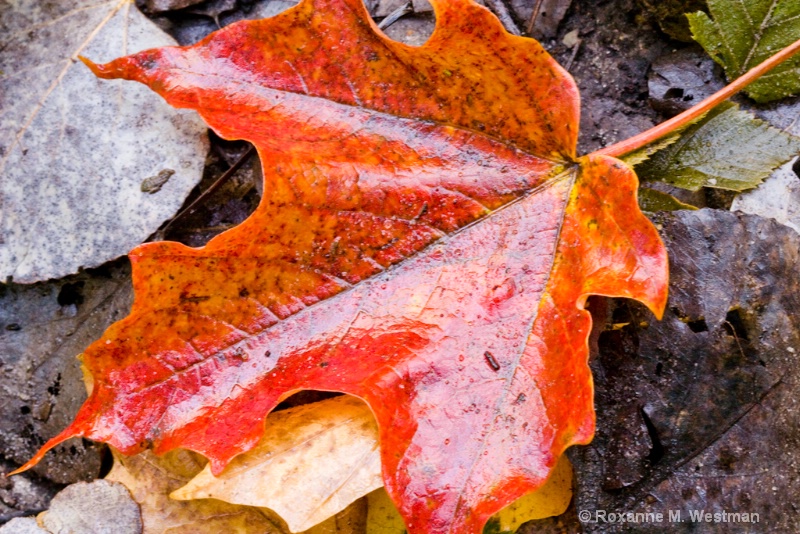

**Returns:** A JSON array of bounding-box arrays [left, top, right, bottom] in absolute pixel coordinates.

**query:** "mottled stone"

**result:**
[[0, 1, 208, 283], [39, 480, 141, 534]]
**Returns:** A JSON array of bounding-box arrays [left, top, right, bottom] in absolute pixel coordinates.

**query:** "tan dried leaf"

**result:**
[[171, 396, 381, 533], [106, 448, 286, 534]]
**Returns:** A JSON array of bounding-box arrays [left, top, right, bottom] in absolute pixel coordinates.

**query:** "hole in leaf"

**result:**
[[57, 281, 85, 307], [664, 87, 684, 100], [641, 408, 664, 466], [687, 318, 708, 333], [375, 12, 436, 48], [723, 308, 749, 341], [655, 362, 663, 376], [275, 390, 342, 412]]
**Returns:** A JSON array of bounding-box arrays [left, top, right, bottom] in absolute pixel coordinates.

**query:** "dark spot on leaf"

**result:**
[[687, 318, 708, 333], [180, 294, 211, 303], [484, 351, 500, 371]]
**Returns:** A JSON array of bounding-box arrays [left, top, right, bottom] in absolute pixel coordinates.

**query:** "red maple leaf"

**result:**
[[18, 0, 673, 531]]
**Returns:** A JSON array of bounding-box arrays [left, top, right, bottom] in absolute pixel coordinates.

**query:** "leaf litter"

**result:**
[[4, 1, 800, 534]]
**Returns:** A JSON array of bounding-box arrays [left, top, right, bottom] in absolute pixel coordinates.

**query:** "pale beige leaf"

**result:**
[[106, 448, 286, 534], [172, 396, 382, 533]]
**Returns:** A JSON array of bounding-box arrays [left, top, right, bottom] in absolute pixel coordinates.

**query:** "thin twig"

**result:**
[[564, 39, 581, 71], [592, 36, 800, 159], [377, 1, 413, 31], [526, 0, 546, 35], [154, 145, 255, 240]]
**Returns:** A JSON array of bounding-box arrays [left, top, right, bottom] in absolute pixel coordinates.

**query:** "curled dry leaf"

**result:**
[[106, 448, 288, 533], [0, 0, 208, 283], [731, 158, 800, 234], [19, 0, 668, 532], [171, 395, 382, 533]]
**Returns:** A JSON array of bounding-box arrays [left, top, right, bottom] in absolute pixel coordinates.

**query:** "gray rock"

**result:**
[[0, 517, 48, 534], [140, 0, 206, 13], [0, 1, 208, 283], [0, 458, 59, 526], [39, 480, 141, 534]]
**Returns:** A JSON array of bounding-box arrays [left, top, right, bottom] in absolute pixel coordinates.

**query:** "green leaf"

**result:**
[[687, 0, 800, 102], [638, 187, 700, 212], [635, 102, 800, 191], [621, 132, 682, 167]]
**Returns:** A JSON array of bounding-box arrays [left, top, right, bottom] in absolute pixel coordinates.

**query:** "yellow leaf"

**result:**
[[490, 455, 573, 532], [366, 455, 573, 533]]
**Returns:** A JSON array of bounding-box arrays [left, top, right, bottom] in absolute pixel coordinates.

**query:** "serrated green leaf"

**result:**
[[635, 102, 800, 191], [638, 187, 700, 211], [621, 132, 682, 167], [688, 0, 800, 102]]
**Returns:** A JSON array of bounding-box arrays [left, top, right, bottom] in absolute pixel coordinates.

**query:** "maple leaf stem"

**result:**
[[592, 36, 800, 160]]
